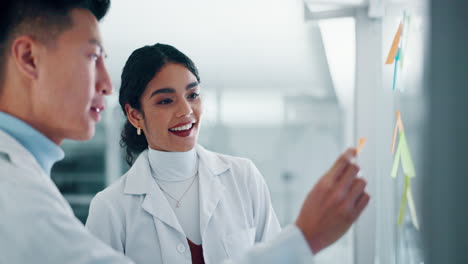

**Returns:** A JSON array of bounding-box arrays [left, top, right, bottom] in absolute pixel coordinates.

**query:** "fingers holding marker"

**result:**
[[295, 141, 370, 254], [351, 138, 369, 218], [326, 148, 357, 183], [334, 139, 367, 191], [336, 161, 360, 191], [339, 139, 368, 218]]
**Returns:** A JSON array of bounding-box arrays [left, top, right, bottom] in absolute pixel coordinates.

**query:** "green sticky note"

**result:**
[[399, 131, 416, 177]]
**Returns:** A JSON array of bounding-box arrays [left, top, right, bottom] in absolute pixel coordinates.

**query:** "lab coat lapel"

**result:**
[[196, 145, 229, 238], [0, 130, 47, 178], [124, 151, 184, 235], [141, 182, 185, 235]]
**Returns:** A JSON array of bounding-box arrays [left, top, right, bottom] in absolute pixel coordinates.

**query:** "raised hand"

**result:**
[[295, 148, 370, 254]]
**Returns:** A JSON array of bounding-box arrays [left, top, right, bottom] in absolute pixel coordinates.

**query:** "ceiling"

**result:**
[[100, 0, 335, 98]]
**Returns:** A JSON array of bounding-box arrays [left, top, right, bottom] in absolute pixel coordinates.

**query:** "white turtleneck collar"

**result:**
[[147, 147, 198, 182]]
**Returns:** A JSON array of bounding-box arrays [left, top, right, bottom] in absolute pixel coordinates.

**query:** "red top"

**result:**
[[187, 239, 205, 264]]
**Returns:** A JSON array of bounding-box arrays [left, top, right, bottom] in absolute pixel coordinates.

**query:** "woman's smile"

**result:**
[[168, 122, 196, 137]]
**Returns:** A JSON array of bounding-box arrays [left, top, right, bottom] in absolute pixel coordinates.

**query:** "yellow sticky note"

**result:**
[[398, 174, 409, 226], [397, 175, 420, 230], [356, 138, 366, 155], [385, 22, 403, 65]]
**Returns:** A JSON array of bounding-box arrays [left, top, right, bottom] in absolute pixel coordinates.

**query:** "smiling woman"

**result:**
[[126, 62, 202, 153], [117, 44, 202, 164], [85, 43, 282, 264]]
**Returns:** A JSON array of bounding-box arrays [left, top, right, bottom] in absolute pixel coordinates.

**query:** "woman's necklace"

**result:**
[[157, 174, 198, 208]]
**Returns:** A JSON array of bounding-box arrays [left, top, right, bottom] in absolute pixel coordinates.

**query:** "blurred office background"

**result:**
[[49, 0, 441, 263]]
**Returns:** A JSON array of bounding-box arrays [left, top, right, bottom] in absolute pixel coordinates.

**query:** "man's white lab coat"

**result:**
[[0, 130, 313, 264]]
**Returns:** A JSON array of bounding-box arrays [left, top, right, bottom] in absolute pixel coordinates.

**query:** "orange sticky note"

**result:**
[[357, 138, 366, 155], [385, 22, 402, 64]]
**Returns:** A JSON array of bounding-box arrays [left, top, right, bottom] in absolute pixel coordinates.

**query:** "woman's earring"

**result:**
[[137, 127, 141, 135]]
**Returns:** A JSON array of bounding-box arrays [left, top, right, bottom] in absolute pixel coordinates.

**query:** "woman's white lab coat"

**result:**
[[86, 145, 282, 264]]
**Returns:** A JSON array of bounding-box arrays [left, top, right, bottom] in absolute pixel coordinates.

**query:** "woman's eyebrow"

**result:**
[[149, 88, 176, 98], [149, 81, 198, 98]]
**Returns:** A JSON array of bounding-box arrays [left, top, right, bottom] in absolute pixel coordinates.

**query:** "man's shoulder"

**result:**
[[0, 154, 68, 213], [0, 155, 34, 182], [0, 153, 47, 187]]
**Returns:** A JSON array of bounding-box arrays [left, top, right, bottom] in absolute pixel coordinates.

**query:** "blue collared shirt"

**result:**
[[0, 111, 64, 175]]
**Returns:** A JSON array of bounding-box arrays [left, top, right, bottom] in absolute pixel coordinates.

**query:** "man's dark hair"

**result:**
[[0, 0, 111, 88]]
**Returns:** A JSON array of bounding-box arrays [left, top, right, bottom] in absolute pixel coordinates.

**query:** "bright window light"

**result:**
[[319, 17, 356, 111], [220, 91, 284, 125]]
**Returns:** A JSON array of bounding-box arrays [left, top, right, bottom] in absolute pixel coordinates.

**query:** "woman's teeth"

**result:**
[[169, 123, 193, 131]]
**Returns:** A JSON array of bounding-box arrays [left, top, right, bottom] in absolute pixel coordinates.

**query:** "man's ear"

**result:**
[[125, 103, 144, 129], [11, 35, 41, 80]]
